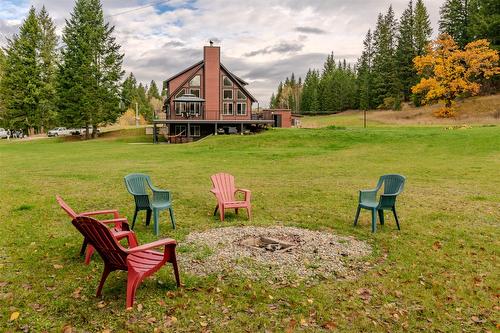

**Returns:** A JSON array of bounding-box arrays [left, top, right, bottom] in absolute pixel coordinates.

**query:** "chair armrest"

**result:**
[[359, 189, 378, 203], [80, 209, 120, 219], [100, 217, 129, 230], [113, 230, 138, 247], [235, 189, 251, 202], [152, 190, 171, 203], [126, 238, 177, 253]]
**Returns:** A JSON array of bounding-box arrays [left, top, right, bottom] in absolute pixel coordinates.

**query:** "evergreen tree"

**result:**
[[439, 0, 470, 48], [147, 80, 160, 100], [0, 49, 5, 126], [161, 80, 168, 96], [58, 0, 124, 139], [357, 30, 374, 110], [414, 0, 433, 55], [137, 83, 154, 120], [396, 1, 416, 101], [0, 7, 42, 134], [37, 6, 58, 132], [269, 93, 275, 108], [121, 72, 137, 108], [468, 0, 500, 50]]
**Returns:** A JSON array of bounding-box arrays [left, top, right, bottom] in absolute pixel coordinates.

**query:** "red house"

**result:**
[[153, 44, 273, 143]]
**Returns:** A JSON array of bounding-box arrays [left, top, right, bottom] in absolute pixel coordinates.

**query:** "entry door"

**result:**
[[273, 114, 282, 127]]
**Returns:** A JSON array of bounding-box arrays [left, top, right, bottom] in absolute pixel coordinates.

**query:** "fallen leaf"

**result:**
[[471, 316, 485, 323], [147, 317, 157, 324], [200, 321, 208, 327], [62, 325, 73, 333], [300, 318, 308, 327], [53, 264, 64, 269], [322, 321, 337, 330], [357, 288, 372, 303], [268, 295, 274, 300], [307, 299, 314, 304], [432, 241, 442, 250], [72, 287, 82, 299], [10, 311, 20, 321], [137, 303, 143, 312], [285, 319, 297, 333], [102, 330, 111, 333], [164, 316, 177, 327], [166, 291, 175, 298], [97, 301, 106, 309]]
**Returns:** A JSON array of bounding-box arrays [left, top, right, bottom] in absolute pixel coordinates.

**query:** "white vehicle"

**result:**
[[48, 127, 71, 137], [0, 128, 8, 139]]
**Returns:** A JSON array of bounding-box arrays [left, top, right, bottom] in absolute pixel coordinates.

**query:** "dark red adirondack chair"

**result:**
[[210, 173, 252, 221], [56, 195, 137, 264], [71, 216, 180, 308]]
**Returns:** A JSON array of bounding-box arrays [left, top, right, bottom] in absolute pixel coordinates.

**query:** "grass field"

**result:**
[[1, 116, 499, 332]]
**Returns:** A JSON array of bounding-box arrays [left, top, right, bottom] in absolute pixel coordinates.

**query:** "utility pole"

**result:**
[[135, 102, 139, 128]]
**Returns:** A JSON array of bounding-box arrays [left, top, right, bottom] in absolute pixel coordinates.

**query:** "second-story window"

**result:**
[[223, 76, 232, 87], [237, 90, 246, 100], [236, 102, 247, 115], [190, 75, 200, 87], [223, 102, 233, 115], [174, 102, 185, 115], [223, 89, 233, 100], [190, 88, 200, 97]]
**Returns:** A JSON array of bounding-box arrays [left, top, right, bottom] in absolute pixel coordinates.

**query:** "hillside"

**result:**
[[301, 94, 500, 128]]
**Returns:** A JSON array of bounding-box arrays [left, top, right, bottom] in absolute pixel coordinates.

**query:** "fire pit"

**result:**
[[178, 226, 372, 282], [240, 236, 297, 252]]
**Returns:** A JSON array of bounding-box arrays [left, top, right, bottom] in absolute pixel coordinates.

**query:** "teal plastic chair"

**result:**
[[354, 174, 406, 233], [124, 173, 176, 235]]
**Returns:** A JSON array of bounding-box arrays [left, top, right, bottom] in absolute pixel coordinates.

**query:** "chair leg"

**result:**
[[169, 207, 176, 229], [213, 205, 219, 216], [132, 208, 138, 230], [85, 245, 95, 265], [96, 265, 112, 297], [378, 209, 385, 225], [126, 271, 140, 308], [153, 209, 159, 235], [371, 209, 377, 233], [146, 209, 152, 226], [219, 205, 225, 222], [80, 239, 88, 257], [170, 249, 181, 288], [392, 207, 401, 230], [353, 206, 361, 226], [235, 208, 239, 215], [247, 206, 252, 220]]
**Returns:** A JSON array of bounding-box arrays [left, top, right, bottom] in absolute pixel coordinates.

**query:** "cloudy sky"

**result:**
[[0, 0, 444, 106]]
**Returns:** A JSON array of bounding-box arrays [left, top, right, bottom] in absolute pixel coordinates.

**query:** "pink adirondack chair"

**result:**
[[72, 216, 180, 308], [210, 173, 252, 221], [56, 195, 138, 264]]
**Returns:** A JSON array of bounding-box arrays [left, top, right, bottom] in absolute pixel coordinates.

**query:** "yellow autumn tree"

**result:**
[[412, 34, 500, 117]]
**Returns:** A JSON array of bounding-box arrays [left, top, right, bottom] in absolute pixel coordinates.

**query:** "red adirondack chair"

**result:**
[[71, 216, 180, 308], [56, 195, 137, 264], [210, 173, 252, 221]]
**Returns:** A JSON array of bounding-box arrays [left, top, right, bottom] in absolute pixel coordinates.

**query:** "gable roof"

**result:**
[[165, 60, 257, 103]]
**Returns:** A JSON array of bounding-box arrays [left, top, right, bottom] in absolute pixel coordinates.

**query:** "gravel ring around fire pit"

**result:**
[[177, 226, 372, 283]]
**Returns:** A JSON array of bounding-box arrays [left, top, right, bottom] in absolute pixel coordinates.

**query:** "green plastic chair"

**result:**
[[124, 173, 176, 235], [354, 174, 406, 233]]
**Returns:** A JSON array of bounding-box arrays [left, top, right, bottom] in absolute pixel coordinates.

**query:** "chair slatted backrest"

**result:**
[[72, 216, 128, 270], [56, 195, 77, 219], [211, 173, 236, 202], [381, 174, 406, 195], [124, 173, 151, 208]]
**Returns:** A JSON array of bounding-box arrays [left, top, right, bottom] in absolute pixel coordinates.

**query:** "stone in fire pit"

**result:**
[[240, 236, 297, 252]]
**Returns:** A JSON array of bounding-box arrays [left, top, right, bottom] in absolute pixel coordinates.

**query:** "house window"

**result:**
[[223, 102, 233, 115], [174, 125, 186, 136], [191, 125, 200, 137], [223, 76, 232, 87], [190, 75, 200, 87], [175, 89, 185, 98], [187, 102, 201, 116], [237, 90, 246, 100], [236, 102, 247, 115], [175, 102, 185, 115], [190, 88, 200, 97], [223, 89, 233, 100]]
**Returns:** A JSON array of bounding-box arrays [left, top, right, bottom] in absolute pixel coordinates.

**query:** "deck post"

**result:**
[[240, 122, 243, 135], [187, 122, 191, 138], [214, 123, 218, 135], [153, 122, 157, 144]]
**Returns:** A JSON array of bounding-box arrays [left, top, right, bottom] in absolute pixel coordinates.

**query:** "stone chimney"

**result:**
[[203, 45, 220, 120]]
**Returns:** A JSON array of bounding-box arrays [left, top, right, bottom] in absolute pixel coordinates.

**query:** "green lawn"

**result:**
[[0, 123, 499, 332]]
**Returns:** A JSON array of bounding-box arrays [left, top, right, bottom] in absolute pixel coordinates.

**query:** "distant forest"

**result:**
[[269, 0, 500, 113]]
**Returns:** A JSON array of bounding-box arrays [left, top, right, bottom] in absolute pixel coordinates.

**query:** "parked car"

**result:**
[[48, 127, 71, 137], [0, 128, 8, 139], [71, 126, 100, 136]]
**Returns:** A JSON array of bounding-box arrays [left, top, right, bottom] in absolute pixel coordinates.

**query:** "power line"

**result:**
[[106, 0, 172, 18]]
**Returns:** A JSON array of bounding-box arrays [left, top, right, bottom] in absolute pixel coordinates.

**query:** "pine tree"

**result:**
[[37, 6, 58, 132], [0, 49, 5, 126], [439, 0, 470, 48], [468, 0, 500, 50], [357, 30, 374, 110], [269, 93, 276, 108], [161, 80, 168, 96], [414, 0, 433, 55], [121, 72, 137, 108], [0, 7, 42, 134], [147, 80, 160, 100], [396, 1, 416, 101], [58, 0, 124, 139]]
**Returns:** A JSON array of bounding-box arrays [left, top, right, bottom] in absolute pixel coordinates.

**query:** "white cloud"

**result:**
[[1, 0, 445, 106]]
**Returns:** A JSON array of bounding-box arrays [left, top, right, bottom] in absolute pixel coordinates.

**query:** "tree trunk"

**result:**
[[84, 124, 89, 140], [91, 124, 97, 139]]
